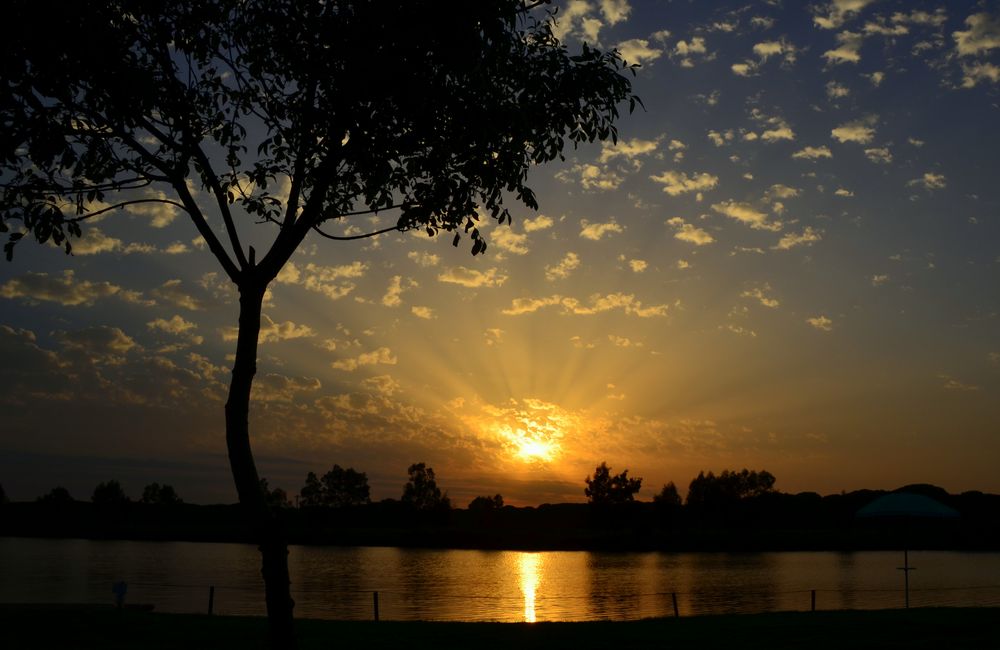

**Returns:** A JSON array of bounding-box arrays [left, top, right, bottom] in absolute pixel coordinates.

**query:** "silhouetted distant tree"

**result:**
[[686, 469, 776, 508], [654, 482, 682, 507], [260, 478, 292, 509], [468, 494, 504, 511], [298, 472, 324, 508], [3, 1, 637, 644], [141, 482, 183, 505], [320, 465, 371, 507], [585, 462, 642, 505], [402, 463, 450, 511], [37, 486, 74, 505], [92, 480, 129, 506]]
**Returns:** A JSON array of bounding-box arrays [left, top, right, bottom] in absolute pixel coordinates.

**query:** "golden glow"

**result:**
[[519, 552, 541, 622], [496, 423, 561, 463]]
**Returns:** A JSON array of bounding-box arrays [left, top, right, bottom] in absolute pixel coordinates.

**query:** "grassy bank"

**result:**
[[2, 606, 997, 649]]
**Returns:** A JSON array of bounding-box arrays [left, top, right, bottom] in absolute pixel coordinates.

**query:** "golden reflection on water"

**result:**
[[519, 552, 541, 622]]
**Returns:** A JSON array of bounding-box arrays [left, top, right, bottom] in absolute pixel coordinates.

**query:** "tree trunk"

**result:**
[[225, 281, 296, 650]]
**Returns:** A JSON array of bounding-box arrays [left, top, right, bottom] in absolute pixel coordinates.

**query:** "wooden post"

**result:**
[[208, 585, 215, 615], [373, 590, 379, 622], [810, 589, 815, 612], [671, 592, 679, 618]]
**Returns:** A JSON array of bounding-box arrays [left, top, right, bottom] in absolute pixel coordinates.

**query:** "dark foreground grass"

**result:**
[[2, 606, 997, 650]]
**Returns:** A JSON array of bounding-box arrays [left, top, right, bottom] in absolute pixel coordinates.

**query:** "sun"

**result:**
[[515, 437, 558, 462], [494, 420, 562, 464]]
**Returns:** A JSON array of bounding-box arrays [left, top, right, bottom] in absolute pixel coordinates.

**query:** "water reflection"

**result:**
[[519, 553, 540, 622]]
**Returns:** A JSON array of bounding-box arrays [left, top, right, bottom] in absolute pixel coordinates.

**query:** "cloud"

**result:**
[[711, 201, 782, 231], [666, 217, 715, 245], [835, 188, 855, 197], [407, 251, 440, 267], [437, 266, 507, 288], [766, 184, 801, 200], [650, 170, 719, 196], [600, 0, 631, 25], [598, 136, 662, 166], [278, 261, 367, 301], [871, 274, 889, 286], [751, 39, 800, 67], [908, 172, 947, 191], [608, 335, 643, 348], [331, 347, 398, 372], [954, 13, 1000, 56], [792, 146, 833, 160], [545, 252, 582, 281], [940, 375, 980, 391], [410, 306, 435, 319], [221, 314, 314, 343], [731, 62, 756, 76], [672, 37, 712, 67], [741, 285, 780, 308], [53, 325, 138, 360], [628, 259, 647, 273], [382, 275, 417, 307], [761, 126, 796, 142], [151, 279, 206, 311], [502, 293, 670, 318], [864, 147, 893, 163], [826, 81, 851, 99], [484, 328, 504, 347], [814, 0, 877, 30], [707, 130, 734, 147], [491, 227, 530, 255], [124, 189, 180, 228], [579, 219, 624, 241], [0, 270, 136, 307], [774, 227, 823, 250], [616, 38, 664, 64], [822, 31, 865, 64], [831, 116, 877, 143], [253, 373, 322, 402], [806, 316, 834, 331], [961, 62, 1000, 87], [522, 215, 554, 232], [556, 164, 624, 191], [147, 315, 199, 337]]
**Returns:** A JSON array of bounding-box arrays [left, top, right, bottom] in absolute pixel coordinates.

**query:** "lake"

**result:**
[[2, 538, 999, 621]]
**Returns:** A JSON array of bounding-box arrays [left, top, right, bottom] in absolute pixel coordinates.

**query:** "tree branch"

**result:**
[[66, 198, 188, 222], [310, 223, 403, 241]]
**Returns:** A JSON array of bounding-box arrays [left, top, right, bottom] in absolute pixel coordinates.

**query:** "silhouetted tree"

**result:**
[[141, 482, 183, 505], [37, 486, 74, 505], [92, 480, 129, 506], [0, 483, 7, 504], [260, 478, 292, 509], [686, 469, 776, 508], [402, 463, 450, 511], [298, 472, 324, 508], [654, 482, 682, 507], [3, 2, 637, 645], [468, 494, 504, 511], [585, 462, 642, 505], [320, 465, 371, 507]]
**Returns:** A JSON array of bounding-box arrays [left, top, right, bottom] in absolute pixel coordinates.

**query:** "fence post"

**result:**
[[373, 590, 379, 622], [810, 589, 815, 612], [671, 592, 679, 618], [208, 585, 215, 615]]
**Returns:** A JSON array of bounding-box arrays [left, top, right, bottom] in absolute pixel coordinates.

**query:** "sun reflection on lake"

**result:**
[[519, 552, 541, 622]]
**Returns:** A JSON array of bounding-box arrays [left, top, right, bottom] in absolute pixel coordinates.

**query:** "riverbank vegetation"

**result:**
[[1, 606, 996, 650]]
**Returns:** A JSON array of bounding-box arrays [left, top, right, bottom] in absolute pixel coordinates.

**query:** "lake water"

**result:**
[[2, 538, 999, 621]]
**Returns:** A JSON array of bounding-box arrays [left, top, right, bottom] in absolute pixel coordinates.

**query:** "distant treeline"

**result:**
[[1, 474, 998, 552]]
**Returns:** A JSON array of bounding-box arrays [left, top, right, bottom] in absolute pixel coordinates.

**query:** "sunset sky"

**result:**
[[2, 0, 999, 506]]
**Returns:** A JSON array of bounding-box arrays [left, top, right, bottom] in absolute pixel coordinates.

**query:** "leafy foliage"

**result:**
[[299, 465, 371, 507], [653, 482, 682, 507], [259, 478, 292, 509], [584, 462, 642, 505], [141, 482, 183, 506], [92, 480, 129, 506], [468, 494, 505, 511], [1, 0, 639, 267], [686, 469, 776, 508], [402, 462, 450, 511], [36, 486, 74, 505]]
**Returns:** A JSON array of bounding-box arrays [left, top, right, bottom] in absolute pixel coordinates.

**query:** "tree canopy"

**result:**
[[686, 469, 777, 508], [584, 462, 642, 505], [402, 462, 450, 511], [141, 482, 183, 506], [92, 480, 129, 506], [299, 465, 370, 507]]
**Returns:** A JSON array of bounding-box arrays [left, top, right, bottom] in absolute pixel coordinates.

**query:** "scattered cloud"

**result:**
[[774, 227, 823, 250], [711, 201, 782, 232], [382, 275, 418, 307], [331, 347, 398, 372], [667, 217, 715, 245], [650, 170, 719, 196], [222, 315, 314, 343], [522, 215, 555, 232], [580, 219, 624, 240], [617, 38, 664, 65], [437, 266, 508, 288], [954, 13, 1000, 57], [491, 227, 530, 256], [864, 147, 893, 164], [823, 31, 865, 65], [556, 163, 624, 191], [407, 251, 440, 267], [871, 274, 889, 286], [806, 316, 834, 331], [503, 293, 670, 318], [908, 172, 947, 191], [831, 116, 878, 144], [813, 0, 878, 30], [792, 146, 833, 160], [742, 285, 780, 308], [545, 252, 582, 281], [410, 306, 435, 320], [0, 270, 140, 307], [940, 374, 980, 391], [484, 328, 504, 347], [628, 259, 648, 273]]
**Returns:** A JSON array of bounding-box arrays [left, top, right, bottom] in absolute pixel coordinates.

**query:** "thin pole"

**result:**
[[208, 585, 215, 615], [373, 590, 380, 621], [904, 549, 909, 609], [811, 589, 816, 612], [671, 592, 679, 618]]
